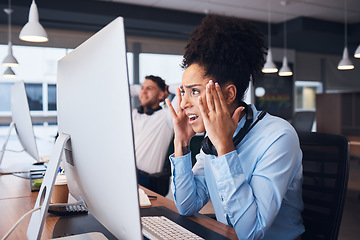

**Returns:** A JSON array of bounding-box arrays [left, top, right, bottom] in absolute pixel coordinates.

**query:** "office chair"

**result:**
[[292, 111, 315, 132], [139, 134, 205, 196], [299, 132, 349, 240]]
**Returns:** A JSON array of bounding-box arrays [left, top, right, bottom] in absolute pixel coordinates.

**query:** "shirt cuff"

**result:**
[[169, 152, 193, 175]]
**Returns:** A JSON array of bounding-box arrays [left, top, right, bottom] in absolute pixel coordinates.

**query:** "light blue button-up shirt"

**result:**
[[170, 105, 304, 240]]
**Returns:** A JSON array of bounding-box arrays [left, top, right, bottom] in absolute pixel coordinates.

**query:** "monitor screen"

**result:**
[[56, 17, 142, 239], [11, 81, 40, 162]]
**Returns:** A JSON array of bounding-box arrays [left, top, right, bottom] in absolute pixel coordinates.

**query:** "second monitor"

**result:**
[[0, 81, 42, 176]]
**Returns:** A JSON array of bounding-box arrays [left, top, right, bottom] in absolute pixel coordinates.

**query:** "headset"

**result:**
[[201, 102, 266, 156], [137, 105, 162, 115]]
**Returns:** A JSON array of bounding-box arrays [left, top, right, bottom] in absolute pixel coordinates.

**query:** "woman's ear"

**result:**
[[223, 84, 237, 104]]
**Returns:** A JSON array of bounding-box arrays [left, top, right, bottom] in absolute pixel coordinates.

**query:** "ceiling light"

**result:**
[[2, 1, 19, 67], [279, 56, 293, 76], [338, 0, 354, 70], [3, 42, 18, 67], [3, 67, 16, 78], [262, 0, 278, 73], [338, 47, 354, 70], [262, 49, 278, 73], [19, 0, 48, 42], [354, 44, 360, 58]]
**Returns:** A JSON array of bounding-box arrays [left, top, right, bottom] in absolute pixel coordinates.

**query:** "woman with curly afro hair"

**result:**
[[166, 14, 304, 240]]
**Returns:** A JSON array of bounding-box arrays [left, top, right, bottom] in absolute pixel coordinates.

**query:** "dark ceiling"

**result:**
[[0, 0, 360, 56]]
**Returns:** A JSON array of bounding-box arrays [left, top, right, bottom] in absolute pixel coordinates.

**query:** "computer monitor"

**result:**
[[27, 17, 143, 239], [0, 81, 41, 175]]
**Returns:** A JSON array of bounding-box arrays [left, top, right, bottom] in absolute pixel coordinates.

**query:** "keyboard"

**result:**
[[142, 216, 204, 240], [48, 204, 88, 216]]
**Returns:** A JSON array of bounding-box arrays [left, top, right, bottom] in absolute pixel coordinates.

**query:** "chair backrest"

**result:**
[[190, 134, 205, 165], [299, 132, 349, 240], [162, 137, 174, 176], [292, 111, 315, 132]]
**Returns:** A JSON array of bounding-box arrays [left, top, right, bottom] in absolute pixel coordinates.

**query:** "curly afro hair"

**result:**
[[182, 14, 267, 103]]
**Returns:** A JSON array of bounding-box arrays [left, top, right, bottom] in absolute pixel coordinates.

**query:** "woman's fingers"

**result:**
[[165, 99, 178, 119], [206, 80, 215, 114], [232, 106, 245, 124], [166, 87, 184, 119], [206, 80, 228, 115], [176, 87, 183, 113], [198, 95, 209, 121], [215, 82, 227, 112]]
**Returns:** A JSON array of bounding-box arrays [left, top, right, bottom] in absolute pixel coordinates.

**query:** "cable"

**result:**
[[344, 0, 348, 48], [1, 200, 84, 240], [267, 0, 271, 48], [1, 206, 41, 240]]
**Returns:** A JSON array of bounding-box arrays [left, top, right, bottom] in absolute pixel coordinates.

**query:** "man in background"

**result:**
[[132, 75, 174, 194]]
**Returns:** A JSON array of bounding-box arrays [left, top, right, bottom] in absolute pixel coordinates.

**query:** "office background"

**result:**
[[0, 0, 360, 126], [0, 0, 359, 239]]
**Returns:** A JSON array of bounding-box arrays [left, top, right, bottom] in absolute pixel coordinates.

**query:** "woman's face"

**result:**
[[180, 63, 212, 133]]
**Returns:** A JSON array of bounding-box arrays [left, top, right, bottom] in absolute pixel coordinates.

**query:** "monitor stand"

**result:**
[[0, 122, 43, 177], [52, 214, 116, 239], [27, 133, 70, 240], [27, 133, 109, 240], [50, 232, 108, 240], [0, 122, 15, 173]]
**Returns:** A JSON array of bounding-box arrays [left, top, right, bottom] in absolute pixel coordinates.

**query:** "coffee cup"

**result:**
[[51, 174, 69, 203]]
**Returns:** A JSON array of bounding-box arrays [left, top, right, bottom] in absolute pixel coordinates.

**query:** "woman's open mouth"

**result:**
[[188, 114, 199, 124]]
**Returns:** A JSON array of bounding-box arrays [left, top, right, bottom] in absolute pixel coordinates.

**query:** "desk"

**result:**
[[0, 174, 237, 240], [0, 174, 58, 240]]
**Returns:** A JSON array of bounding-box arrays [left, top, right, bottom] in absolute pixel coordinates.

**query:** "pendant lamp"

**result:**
[[338, 47, 354, 70], [3, 67, 16, 78], [263, 50, 278, 73], [19, 0, 48, 42], [2, 0, 19, 67], [279, 56, 292, 76], [354, 45, 360, 58], [338, 0, 354, 70], [262, 0, 278, 73], [279, 1, 292, 76]]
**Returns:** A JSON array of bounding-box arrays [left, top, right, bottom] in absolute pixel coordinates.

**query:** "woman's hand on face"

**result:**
[[166, 87, 195, 146], [198, 80, 244, 156]]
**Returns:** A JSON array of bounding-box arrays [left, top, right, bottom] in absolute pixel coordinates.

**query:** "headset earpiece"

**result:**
[[201, 102, 255, 156], [137, 106, 162, 115]]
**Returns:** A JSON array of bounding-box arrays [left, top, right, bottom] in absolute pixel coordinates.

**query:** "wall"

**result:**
[[295, 51, 360, 92], [0, 24, 187, 55]]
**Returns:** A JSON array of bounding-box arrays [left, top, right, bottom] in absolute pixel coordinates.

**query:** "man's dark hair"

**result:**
[[182, 14, 267, 103], [145, 75, 166, 91]]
